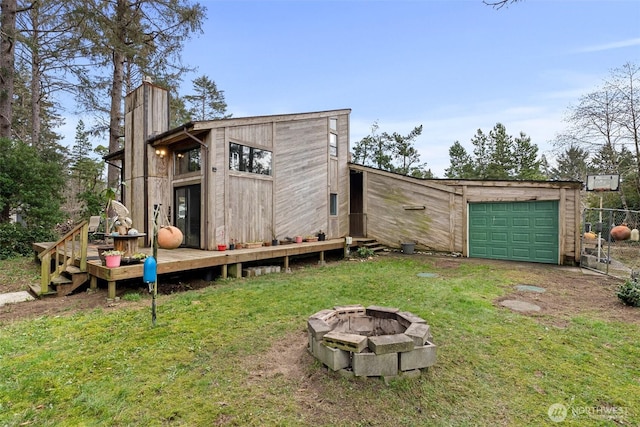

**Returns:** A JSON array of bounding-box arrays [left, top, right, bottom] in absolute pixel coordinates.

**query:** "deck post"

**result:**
[[90, 276, 98, 291], [107, 280, 116, 300], [284, 255, 291, 273], [228, 263, 242, 278], [318, 250, 326, 266], [221, 264, 228, 279]]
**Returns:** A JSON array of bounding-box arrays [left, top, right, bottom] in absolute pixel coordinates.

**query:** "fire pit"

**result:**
[[307, 305, 436, 377]]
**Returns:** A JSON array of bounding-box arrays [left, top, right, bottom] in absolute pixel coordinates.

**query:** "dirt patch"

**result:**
[[492, 262, 640, 326]]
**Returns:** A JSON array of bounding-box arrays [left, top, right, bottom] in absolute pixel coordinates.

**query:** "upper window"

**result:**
[[329, 133, 338, 157], [329, 118, 338, 157], [229, 142, 272, 176], [175, 146, 201, 175]]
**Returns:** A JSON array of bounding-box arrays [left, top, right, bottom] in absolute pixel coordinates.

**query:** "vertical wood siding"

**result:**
[[355, 166, 581, 265], [124, 83, 169, 241]]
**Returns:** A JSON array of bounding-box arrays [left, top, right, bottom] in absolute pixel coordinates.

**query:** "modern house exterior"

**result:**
[[116, 81, 581, 265], [119, 81, 350, 250]]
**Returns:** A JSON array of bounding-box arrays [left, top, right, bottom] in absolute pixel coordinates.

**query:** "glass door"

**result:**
[[174, 184, 201, 248]]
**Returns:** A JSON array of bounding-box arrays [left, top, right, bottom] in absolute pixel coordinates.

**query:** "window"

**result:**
[[329, 117, 338, 157], [329, 133, 337, 157], [175, 146, 201, 175], [330, 193, 338, 216], [229, 142, 272, 175]]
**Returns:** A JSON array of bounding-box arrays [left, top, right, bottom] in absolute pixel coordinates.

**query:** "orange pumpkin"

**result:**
[[583, 231, 597, 240], [610, 224, 631, 241], [157, 226, 184, 249]]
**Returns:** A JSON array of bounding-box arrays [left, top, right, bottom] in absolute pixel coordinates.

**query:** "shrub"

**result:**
[[617, 279, 640, 307], [0, 223, 57, 259], [356, 246, 375, 258]]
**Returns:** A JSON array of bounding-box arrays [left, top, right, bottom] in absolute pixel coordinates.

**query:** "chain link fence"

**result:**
[[581, 208, 640, 279]]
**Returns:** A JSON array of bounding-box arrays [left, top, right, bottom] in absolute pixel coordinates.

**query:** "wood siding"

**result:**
[[352, 165, 581, 265], [123, 83, 170, 243], [124, 87, 350, 251]]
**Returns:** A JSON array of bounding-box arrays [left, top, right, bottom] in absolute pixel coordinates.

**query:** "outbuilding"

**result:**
[[349, 165, 582, 265]]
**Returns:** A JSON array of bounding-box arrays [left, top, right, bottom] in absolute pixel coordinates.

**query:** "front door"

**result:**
[[175, 184, 201, 248]]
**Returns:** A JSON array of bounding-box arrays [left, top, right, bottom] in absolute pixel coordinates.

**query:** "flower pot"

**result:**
[[97, 245, 115, 266], [295, 236, 303, 243], [271, 239, 279, 246], [217, 244, 227, 251], [318, 232, 326, 241], [105, 254, 122, 268]]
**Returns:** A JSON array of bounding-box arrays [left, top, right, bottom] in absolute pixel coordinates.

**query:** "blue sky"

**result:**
[[64, 0, 640, 177]]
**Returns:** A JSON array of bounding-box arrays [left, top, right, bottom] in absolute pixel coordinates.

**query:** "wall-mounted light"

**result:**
[[177, 153, 185, 158], [155, 148, 167, 158]]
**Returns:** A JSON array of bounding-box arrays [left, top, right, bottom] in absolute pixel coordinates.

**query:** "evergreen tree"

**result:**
[[446, 123, 543, 180], [352, 121, 432, 177], [68, 120, 106, 218], [444, 141, 475, 178], [550, 145, 591, 181], [384, 125, 423, 175], [0, 137, 65, 228], [184, 75, 230, 121]]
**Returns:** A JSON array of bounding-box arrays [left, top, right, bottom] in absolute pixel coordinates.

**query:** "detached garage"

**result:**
[[350, 164, 582, 265]]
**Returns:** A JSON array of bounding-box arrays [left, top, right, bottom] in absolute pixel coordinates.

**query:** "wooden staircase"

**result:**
[[357, 238, 387, 253], [31, 221, 90, 297]]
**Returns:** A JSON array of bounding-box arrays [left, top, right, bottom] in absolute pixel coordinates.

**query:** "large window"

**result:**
[[175, 146, 201, 175], [229, 142, 272, 176]]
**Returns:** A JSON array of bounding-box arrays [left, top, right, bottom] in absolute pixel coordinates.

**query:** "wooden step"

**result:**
[[54, 269, 89, 297], [360, 240, 387, 252], [28, 283, 56, 298]]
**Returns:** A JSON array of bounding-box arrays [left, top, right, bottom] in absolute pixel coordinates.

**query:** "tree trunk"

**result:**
[[107, 0, 127, 188], [0, 0, 17, 139], [30, 4, 41, 147]]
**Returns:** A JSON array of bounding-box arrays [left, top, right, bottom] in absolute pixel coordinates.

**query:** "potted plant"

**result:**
[[268, 225, 279, 246], [97, 245, 115, 265], [246, 241, 263, 249], [103, 250, 124, 268], [317, 230, 326, 241], [305, 235, 318, 242]]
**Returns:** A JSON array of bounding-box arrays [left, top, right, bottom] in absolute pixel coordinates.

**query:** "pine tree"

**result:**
[[184, 75, 230, 121]]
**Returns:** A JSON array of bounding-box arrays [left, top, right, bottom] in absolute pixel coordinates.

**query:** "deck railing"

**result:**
[[38, 221, 89, 295]]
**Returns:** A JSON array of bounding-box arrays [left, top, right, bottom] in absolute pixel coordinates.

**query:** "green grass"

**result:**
[[0, 256, 638, 426]]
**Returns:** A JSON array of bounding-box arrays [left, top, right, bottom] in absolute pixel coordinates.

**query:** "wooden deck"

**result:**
[[34, 239, 347, 299]]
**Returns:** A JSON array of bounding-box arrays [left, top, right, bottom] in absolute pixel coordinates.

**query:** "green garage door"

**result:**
[[468, 200, 559, 264]]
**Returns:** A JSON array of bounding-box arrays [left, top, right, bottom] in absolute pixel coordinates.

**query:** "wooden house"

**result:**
[[119, 81, 350, 250], [349, 165, 582, 265], [116, 81, 580, 266]]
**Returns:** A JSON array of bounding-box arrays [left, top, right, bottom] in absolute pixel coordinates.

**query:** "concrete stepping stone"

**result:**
[[500, 299, 541, 312], [0, 291, 35, 307]]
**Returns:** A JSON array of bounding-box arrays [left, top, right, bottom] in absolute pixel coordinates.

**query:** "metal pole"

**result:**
[[152, 204, 160, 326]]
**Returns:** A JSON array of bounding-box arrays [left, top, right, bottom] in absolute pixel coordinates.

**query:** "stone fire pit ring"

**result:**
[[307, 305, 436, 378]]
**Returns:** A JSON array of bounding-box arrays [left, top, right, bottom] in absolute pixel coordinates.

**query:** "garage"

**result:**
[[468, 200, 559, 264]]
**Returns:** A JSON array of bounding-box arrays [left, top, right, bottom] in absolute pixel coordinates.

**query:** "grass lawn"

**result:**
[[0, 254, 638, 426]]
